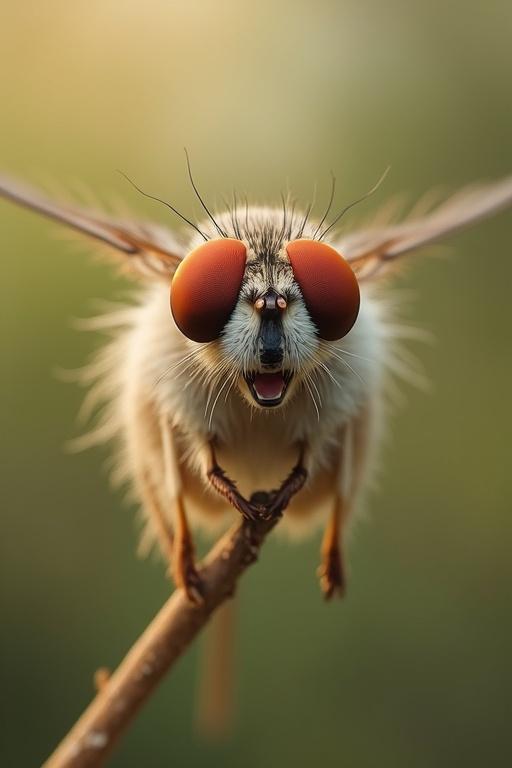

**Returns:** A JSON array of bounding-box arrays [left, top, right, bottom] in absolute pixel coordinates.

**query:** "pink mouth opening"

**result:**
[[253, 372, 285, 401]]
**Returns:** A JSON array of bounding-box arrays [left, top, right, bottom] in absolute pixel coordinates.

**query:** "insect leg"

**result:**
[[172, 495, 204, 604], [160, 415, 203, 605], [318, 407, 371, 600], [318, 495, 346, 599], [206, 443, 263, 520], [263, 445, 308, 519], [139, 468, 174, 565]]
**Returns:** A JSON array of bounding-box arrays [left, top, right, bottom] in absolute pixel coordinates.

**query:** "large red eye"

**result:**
[[286, 239, 360, 340], [170, 238, 247, 342]]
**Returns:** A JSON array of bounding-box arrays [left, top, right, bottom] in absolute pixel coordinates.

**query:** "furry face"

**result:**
[[176, 206, 353, 411]]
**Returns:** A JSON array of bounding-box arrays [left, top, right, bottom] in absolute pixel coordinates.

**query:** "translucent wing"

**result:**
[[336, 176, 512, 281], [0, 175, 185, 278]]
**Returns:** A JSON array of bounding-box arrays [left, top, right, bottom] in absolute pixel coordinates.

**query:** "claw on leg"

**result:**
[[319, 496, 346, 600], [207, 441, 308, 522]]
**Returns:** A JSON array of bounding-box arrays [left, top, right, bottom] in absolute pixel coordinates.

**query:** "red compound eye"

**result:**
[[170, 238, 247, 342], [286, 239, 360, 340]]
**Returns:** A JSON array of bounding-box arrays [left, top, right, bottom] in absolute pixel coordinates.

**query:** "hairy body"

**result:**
[[88, 271, 382, 539], [76, 206, 386, 603]]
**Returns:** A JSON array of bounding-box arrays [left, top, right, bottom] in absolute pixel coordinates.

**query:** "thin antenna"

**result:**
[[297, 180, 317, 239], [231, 189, 242, 239], [117, 170, 208, 241], [288, 198, 297, 240], [244, 194, 250, 234], [184, 148, 228, 237], [312, 172, 336, 239], [297, 201, 313, 239], [278, 190, 288, 242], [222, 189, 243, 239], [318, 166, 391, 240]]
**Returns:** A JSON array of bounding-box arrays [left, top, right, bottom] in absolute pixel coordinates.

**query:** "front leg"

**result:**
[[207, 447, 264, 521], [261, 446, 308, 519], [207, 442, 308, 521]]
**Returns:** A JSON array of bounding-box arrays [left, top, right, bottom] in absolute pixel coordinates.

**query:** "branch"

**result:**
[[42, 515, 279, 768]]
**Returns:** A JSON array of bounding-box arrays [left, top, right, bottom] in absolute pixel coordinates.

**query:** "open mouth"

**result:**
[[244, 370, 293, 407]]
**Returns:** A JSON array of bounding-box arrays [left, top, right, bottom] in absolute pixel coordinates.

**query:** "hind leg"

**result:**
[[140, 414, 203, 604], [318, 405, 371, 600], [171, 493, 203, 604], [318, 495, 346, 599], [139, 468, 174, 564], [161, 415, 204, 604]]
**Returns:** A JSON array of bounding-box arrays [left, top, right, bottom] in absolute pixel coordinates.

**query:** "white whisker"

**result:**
[[208, 372, 236, 430], [303, 373, 320, 420]]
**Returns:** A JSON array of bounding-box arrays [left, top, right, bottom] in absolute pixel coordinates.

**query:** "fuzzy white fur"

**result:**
[[77, 208, 392, 555]]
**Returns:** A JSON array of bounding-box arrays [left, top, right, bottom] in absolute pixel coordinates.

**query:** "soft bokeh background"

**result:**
[[1, 1, 511, 766]]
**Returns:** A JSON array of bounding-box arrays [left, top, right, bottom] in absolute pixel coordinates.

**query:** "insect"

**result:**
[[1, 168, 511, 604]]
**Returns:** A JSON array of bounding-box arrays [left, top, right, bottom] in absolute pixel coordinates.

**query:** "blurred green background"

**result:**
[[1, 1, 511, 766]]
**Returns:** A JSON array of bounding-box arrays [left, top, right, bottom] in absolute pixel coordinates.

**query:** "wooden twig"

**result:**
[[42, 515, 278, 768]]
